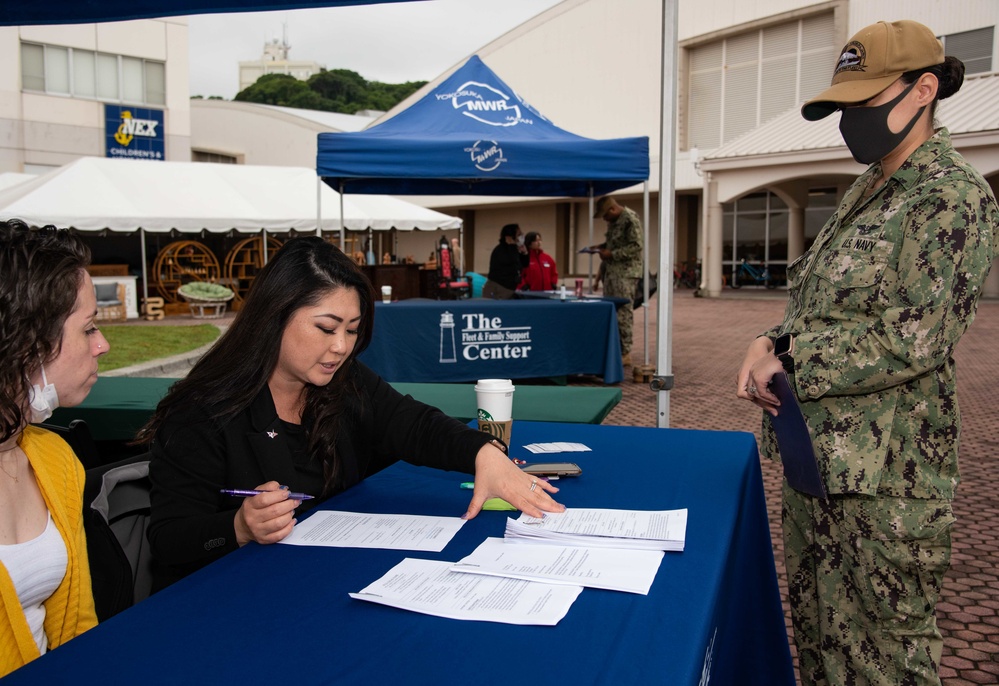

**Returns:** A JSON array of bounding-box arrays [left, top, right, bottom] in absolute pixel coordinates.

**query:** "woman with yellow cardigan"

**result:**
[[0, 220, 107, 676]]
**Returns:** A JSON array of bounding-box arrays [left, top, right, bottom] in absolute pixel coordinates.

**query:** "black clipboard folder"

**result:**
[[769, 372, 828, 500]]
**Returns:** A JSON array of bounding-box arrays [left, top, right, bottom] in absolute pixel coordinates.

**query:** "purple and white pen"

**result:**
[[220, 488, 314, 501]]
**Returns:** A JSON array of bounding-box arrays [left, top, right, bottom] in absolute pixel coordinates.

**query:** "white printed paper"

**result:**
[[452, 537, 663, 595], [523, 442, 591, 454], [505, 507, 687, 551], [279, 511, 465, 552], [350, 558, 582, 625]]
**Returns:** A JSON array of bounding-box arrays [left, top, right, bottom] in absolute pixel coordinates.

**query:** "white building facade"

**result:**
[[0, 18, 191, 174]]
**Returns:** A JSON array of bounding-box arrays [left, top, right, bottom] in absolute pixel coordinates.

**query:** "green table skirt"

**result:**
[[50, 377, 622, 442]]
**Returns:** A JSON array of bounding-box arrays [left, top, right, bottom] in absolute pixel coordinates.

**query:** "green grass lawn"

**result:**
[[97, 324, 221, 372]]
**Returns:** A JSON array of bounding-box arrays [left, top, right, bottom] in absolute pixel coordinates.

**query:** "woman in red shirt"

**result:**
[[517, 232, 559, 291]]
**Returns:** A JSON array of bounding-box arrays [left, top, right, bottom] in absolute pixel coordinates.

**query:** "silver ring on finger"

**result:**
[[748, 385, 757, 395], [530, 479, 538, 492]]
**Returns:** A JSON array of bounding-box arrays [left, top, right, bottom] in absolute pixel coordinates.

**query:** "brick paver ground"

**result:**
[[597, 288, 999, 685]]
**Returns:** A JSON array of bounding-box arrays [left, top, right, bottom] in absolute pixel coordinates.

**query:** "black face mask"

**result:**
[[838, 81, 925, 165]]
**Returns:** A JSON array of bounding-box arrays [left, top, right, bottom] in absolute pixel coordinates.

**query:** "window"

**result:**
[[686, 12, 837, 149], [940, 27, 994, 75], [20, 42, 166, 105], [721, 191, 790, 271], [192, 150, 238, 164], [20, 43, 44, 91]]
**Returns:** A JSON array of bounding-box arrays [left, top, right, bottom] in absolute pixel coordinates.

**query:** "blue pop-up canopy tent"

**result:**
[[316, 55, 649, 197], [316, 54, 650, 309]]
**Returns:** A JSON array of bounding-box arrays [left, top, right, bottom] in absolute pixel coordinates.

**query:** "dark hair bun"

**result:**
[[937, 56, 965, 100]]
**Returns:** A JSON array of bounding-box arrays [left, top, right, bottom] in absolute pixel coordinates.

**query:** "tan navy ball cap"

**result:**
[[593, 196, 613, 218], [801, 20, 944, 121]]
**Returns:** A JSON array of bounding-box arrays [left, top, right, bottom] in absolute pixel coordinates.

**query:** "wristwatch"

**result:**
[[773, 333, 795, 374]]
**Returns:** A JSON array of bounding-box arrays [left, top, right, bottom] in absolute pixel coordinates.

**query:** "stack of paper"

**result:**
[[452, 537, 663, 595], [350, 558, 582, 625], [505, 507, 687, 552]]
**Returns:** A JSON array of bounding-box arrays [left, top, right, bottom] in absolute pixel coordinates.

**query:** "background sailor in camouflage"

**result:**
[[590, 196, 643, 365], [736, 20, 998, 686]]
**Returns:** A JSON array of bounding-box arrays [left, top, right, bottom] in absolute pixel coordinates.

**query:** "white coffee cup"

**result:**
[[474, 379, 515, 422], [381, 285, 392, 303]]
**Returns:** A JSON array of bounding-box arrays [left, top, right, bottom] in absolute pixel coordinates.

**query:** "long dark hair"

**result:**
[[0, 220, 91, 442], [138, 237, 375, 492]]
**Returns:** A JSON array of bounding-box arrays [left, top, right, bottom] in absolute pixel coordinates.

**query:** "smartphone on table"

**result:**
[[520, 462, 582, 477]]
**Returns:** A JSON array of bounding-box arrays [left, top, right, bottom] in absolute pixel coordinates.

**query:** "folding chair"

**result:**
[[83, 453, 154, 621]]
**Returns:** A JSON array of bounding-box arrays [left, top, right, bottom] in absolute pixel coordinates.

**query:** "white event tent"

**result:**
[[0, 156, 460, 233], [0, 156, 462, 302]]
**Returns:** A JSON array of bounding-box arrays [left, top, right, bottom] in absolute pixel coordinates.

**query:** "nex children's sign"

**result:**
[[105, 105, 165, 160]]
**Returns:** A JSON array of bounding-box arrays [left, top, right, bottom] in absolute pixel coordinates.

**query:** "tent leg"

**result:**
[[339, 182, 346, 252], [140, 227, 148, 315], [316, 176, 322, 238], [642, 181, 650, 366], [587, 185, 594, 289], [655, 0, 679, 428]]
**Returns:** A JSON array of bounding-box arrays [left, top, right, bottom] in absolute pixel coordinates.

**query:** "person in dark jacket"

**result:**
[[483, 224, 528, 299], [140, 237, 562, 588], [517, 232, 559, 291]]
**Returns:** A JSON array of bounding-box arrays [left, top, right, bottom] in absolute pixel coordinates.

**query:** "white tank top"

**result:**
[[0, 514, 69, 654]]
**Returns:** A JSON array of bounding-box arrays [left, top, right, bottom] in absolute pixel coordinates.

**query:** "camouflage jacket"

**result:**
[[761, 129, 998, 498], [604, 206, 644, 279]]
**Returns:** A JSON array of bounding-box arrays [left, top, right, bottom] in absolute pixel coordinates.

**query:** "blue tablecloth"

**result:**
[[361, 299, 623, 384], [5, 422, 793, 686], [516, 290, 631, 307]]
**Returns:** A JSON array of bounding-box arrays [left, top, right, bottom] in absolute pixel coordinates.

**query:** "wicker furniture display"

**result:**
[[176, 282, 235, 319], [150, 241, 221, 304], [222, 235, 283, 306], [94, 282, 127, 322]]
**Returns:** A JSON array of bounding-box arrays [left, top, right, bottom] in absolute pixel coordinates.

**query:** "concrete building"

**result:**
[[190, 99, 375, 165], [236, 33, 322, 94], [0, 18, 191, 173]]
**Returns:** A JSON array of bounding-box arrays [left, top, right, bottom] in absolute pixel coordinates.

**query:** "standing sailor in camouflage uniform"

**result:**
[[591, 196, 643, 366], [736, 21, 997, 686]]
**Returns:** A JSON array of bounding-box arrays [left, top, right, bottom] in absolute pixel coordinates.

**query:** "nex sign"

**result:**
[[114, 111, 159, 146]]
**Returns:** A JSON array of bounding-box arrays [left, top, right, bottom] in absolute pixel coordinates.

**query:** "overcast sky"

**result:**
[[188, 0, 563, 99]]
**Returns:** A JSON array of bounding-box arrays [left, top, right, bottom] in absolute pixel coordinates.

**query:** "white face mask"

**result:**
[[28, 366, 60, 423]]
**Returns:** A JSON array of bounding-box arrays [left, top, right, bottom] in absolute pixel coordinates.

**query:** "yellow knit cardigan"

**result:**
[[0, 426, 98, 677]]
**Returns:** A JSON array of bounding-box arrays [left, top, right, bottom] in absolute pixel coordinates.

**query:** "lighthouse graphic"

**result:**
[[439, 311, 457, 363]]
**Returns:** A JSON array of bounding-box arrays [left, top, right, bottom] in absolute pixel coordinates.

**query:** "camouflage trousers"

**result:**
[[603, 272, 637, 356], [783, 484, 954, 686]]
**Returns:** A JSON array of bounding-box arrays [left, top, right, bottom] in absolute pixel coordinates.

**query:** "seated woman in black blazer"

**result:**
[[140, 237, 562, 588]]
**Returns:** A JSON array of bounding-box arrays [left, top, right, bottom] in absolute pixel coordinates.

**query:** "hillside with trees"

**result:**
[[232, 69, 426, 114]]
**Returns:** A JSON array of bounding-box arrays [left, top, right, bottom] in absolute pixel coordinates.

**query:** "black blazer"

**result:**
[[148, 362, 489, 588]]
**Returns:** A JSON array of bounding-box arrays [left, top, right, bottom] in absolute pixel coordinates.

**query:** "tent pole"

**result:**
[[339, 182, 346, 252], [655, 0, 679, 428], [140, 227, 148, 313], [642, 181, 650, 366], [587, 185, 594, 289], [316, 176, 322, 238]]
